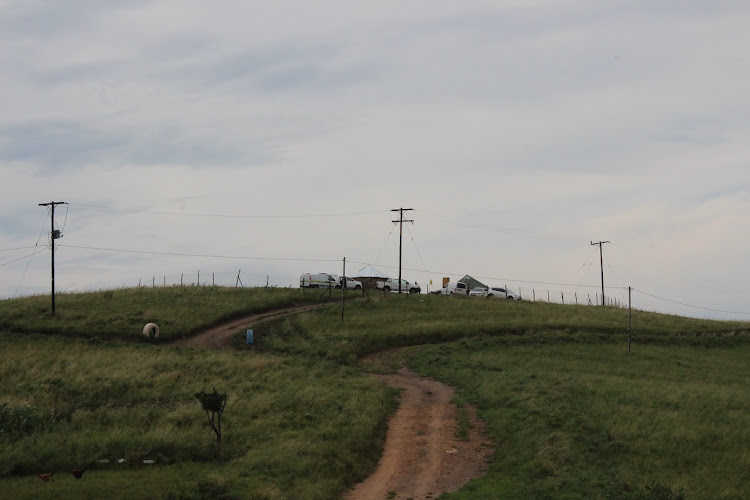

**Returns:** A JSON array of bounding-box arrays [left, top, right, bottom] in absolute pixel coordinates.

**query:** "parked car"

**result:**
[[489, 287, 521, 300], [468, 287, 489, 297], [340, 276, 363, 290], [377, 278, 421, 293]]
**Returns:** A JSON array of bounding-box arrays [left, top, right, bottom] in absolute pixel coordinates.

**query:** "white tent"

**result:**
[[353, 265, 390, 279]]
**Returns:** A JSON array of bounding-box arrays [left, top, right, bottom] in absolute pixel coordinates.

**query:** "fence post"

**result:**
[[341, 257, 346, 323], [152, 277, 155, 287], [181, 273, 183, 286], [198, 270, 200, 286], [213, 273, 215, 286], [547, 290, 550, 302], [533, 289, 536, 302], [575, 292, 578, 305], [628, 287, 632, 352], [561, 292, 564, 305], [139, 279, 141, 288]]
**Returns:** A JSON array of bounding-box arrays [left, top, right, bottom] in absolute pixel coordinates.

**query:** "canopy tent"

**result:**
[[457, 275, 488, 290], [352, 265, 390, 279], [352, 265, 390, 290]]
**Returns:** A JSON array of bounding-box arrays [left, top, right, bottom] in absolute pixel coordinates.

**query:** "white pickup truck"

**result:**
[[376, 278, 421, 294]]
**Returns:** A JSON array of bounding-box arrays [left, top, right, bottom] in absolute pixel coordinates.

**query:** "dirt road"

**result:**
[[171, 304, 323, 350], [173, 306, 493, 499], [345, 365, 493, 500]]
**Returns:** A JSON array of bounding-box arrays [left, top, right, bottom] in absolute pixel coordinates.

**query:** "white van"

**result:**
[[432, 281, 469, 295], [300, 273, 340, 288]]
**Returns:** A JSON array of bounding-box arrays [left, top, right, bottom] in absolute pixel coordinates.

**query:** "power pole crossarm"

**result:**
[[39, 201, 67, 316], [391, 208, 414, 294], [590, 240, 610, 306]]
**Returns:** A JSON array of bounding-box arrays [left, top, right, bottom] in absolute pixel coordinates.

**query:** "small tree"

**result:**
[[195, 388, 228, 447]]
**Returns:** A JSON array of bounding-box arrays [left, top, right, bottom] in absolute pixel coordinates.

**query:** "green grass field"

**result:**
[[1, 287, 749, 498], [0, 286, 334, 341]]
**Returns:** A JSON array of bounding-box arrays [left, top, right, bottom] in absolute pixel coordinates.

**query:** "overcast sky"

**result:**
[[2, 0, 749, 320]]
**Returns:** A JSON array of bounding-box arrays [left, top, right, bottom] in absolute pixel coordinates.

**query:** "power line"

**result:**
[[406, 224, 433, 289], [38, 201, 67, 316], [591, 240, 610, 306], [391, 208, 414, 294], [0, 246, 39, 252], [14, 213, 51, 296], [68, 203, 387, 219], [0, 248, 47, 267], [57, 244, 340, 262], [632, 288, 750, 316], [347, 260, 616, 289]]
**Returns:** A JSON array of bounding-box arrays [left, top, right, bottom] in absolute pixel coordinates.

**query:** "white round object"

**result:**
[[142, 323, 160, 338]]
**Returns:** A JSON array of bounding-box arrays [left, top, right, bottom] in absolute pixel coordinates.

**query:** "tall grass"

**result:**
[[255, 295, 750, 362], [1, 290, 749, 498], [0, 286, 335, 341], [0, 333, 394, 499], [408, 339, 750, 499]]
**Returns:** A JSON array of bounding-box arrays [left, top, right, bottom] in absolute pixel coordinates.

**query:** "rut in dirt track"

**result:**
[[345, 360, 493, 500], [171, 304, 323, 350], [169, 304, 494, 500]]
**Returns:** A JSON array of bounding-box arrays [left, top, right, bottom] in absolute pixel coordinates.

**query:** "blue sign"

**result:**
[[246, 329, 254, 345]]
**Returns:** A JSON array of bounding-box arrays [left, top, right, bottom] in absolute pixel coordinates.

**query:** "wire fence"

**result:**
[[4, 244, 749, 319], [133, 269, 300, 289]]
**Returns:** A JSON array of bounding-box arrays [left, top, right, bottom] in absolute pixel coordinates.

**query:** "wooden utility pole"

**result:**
[[391, 208, 414, 294], [38, 201, 67, 316], [591, 240, 610, 306]]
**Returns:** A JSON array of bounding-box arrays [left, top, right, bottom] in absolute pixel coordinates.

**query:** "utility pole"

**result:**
[[39, 201, 67, 316], [590, 240, 610, 306], [391, 208, 414, 294]]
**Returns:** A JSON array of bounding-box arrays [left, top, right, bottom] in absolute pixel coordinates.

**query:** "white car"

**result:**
[[468, 287, 489, 297], [340, 276, 363, 290], [488, 287, 521, 300]]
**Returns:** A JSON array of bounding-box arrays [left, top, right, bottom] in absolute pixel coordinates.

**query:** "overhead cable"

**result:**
[[632, 288, 750, 316], [346, 260, 622, 289], [57, 244, 340, 262], [1, 248, 47, 267], [68, 204, 387, 219], [0, 246, 39, 252]]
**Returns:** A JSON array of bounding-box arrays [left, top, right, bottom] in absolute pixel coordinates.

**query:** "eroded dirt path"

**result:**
[[172, 307, 493, 499], [346, 354, 493, 500], [171, 304, 323, 350]]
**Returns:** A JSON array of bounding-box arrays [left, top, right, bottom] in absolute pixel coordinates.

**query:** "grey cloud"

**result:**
[[0, 0, 147, 40], [152, 41, 379, 95], [0, 121, 124, 171], [0, 120, 273, 171], [657, 116, 733, 145]]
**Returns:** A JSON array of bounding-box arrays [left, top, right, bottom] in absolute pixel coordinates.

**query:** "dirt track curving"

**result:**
[[173, 306, 493, 499], [345, 358, 493, 500], [171, 304, 324, 350]]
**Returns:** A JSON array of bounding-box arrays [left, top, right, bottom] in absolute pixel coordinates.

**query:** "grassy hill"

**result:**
[[0, 287, 749, 499]]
